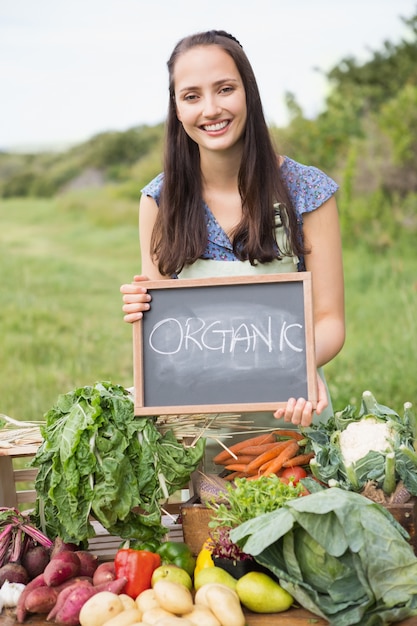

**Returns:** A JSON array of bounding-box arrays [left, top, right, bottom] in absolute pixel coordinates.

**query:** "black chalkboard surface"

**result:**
[[133, 273, 317, 415]]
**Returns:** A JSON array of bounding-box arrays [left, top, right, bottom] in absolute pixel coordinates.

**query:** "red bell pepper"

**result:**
[[114, 549, 161, 598]]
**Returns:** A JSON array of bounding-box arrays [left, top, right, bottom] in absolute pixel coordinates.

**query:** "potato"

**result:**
[[152, 580, 193, 615], [93, 561, 116, 586], [141, 606, 174, 624], [102, 608, 142, 626], [75, 551, 99, 577], [182, 605, 221, 626], [135, 588, 159, 613], [79, 591, 124, 626], [44, 552, 81, 586], [55, 584, 97, 626], [118, 594, 136, 610], [205, 584, 245, 626], [24, 585, 59, 613], [154, 618, 194, 625]]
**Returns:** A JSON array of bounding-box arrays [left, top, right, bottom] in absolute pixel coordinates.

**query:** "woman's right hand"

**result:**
[[120, 275, 152, 323]]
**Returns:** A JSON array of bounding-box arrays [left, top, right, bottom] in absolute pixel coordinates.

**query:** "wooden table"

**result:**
[[3, 608, 417, 625]]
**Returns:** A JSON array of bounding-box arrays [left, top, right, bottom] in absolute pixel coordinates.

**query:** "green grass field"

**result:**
[[1, 195, 416, 423]]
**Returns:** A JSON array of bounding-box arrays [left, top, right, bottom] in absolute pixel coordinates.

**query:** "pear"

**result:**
[[194, 565, 237, 591], [236, 571, 294, 613]]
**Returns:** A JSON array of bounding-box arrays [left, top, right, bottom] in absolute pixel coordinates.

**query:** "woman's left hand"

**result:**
[[273, 375, 328, 427]]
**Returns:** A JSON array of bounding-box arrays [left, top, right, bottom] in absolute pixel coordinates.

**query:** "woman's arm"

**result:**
[[274, 194, 345, 426], [120, 194, 169, 323]]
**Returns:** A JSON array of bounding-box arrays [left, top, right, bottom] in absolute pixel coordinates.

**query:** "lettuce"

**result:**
[[31, 382, 204, 543], [230, 487, 417, 625]]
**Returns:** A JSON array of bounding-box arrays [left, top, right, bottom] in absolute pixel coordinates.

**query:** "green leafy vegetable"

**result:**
[[208, 474, 304, 529], [32, 382, 204, 543], [303, 390, 417, 495], [230, 487, 417, 625]]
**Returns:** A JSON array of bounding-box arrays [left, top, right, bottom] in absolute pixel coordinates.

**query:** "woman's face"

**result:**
[[173, 45, 247, 155]]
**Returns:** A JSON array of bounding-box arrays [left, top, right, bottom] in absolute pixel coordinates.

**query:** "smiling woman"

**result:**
[[120, 29, 345, 471]]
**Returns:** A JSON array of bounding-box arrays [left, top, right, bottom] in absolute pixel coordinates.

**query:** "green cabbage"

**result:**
[[230, 487, 417, 625]]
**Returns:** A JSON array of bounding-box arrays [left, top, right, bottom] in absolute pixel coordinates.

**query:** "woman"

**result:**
[[121, 30, 345, 443]]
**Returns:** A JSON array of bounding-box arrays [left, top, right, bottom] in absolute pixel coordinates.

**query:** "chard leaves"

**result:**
[[32, 382, 204, 543]]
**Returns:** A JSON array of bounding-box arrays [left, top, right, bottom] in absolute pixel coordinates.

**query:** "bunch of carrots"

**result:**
[[213, 430, 315, 481]]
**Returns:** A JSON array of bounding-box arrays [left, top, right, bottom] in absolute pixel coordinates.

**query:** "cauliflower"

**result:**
[[339, 418, 394, 466]]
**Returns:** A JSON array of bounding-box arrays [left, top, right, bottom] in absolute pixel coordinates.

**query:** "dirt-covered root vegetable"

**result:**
[[0, 563, 29, 586], [78, 591, 124, 626], [21, 545, 51, 580], [24, 585, 59, 614], [92, 561, 116, 586], [55, 583, 97, 626], [152, 580, 193, 615]]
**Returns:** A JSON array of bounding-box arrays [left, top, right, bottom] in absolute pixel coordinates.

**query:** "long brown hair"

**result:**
[[151, 30, 306, 275]]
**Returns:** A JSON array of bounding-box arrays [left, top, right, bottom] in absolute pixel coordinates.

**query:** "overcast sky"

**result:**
[[1, 0, 415, 150]]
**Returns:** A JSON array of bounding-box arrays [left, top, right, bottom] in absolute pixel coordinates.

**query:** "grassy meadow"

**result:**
[[1, 192, 416, 424]]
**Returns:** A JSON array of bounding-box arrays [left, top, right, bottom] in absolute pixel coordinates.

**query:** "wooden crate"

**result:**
[[0, 444, 39, 509]]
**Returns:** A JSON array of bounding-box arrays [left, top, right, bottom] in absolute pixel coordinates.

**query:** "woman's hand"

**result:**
[[120, 275, 151, 323], [273, 375, 328, 427]]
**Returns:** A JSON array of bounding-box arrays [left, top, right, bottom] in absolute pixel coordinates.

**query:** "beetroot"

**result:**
[[22, 544, 51, 580], [0, 562, 29, 586]]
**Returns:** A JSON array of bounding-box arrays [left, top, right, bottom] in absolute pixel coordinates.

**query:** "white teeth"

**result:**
[[203, 121, 228, 131]]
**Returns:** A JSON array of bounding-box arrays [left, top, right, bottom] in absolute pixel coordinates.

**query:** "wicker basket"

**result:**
[[180, 500, 215, 556]]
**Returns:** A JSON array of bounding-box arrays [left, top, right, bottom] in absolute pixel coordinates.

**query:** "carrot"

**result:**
[[215, 455, 257, 466], [224, 463, 252, 473], [282, 452, 315, 467], [212, 433, 275, 464], [224, 471, 246, 481], [246, 440, 291, 473], [272, 429, 305, 441], [237, 442, 281, 456], [263, 441, 300, 475]]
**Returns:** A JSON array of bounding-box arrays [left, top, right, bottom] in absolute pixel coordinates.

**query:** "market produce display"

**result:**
[[2, 389, 417, 625], [31, 382, 205, 544]]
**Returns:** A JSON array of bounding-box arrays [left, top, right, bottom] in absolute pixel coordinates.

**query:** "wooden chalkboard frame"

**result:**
[[133, 272, 317, 415]]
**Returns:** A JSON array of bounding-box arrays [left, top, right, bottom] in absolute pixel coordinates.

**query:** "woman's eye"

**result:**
[[220, 86, 233, 94], [184, 94, 198, 101]]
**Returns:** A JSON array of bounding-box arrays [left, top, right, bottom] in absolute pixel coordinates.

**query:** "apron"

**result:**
[[178, 217, 333, 472]]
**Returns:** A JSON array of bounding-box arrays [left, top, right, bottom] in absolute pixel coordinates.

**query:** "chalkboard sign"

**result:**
[[133, 273, 317, 415]]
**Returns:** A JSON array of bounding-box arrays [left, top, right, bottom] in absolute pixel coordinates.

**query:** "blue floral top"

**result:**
[[141, 156, 338, 269]]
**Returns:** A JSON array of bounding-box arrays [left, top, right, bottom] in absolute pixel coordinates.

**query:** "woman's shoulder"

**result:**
[[141, 172, 164, 203], [281, 156, 339, 215]]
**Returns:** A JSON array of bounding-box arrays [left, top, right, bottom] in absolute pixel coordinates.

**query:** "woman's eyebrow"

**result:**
[[178, 77, 239, 94]]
